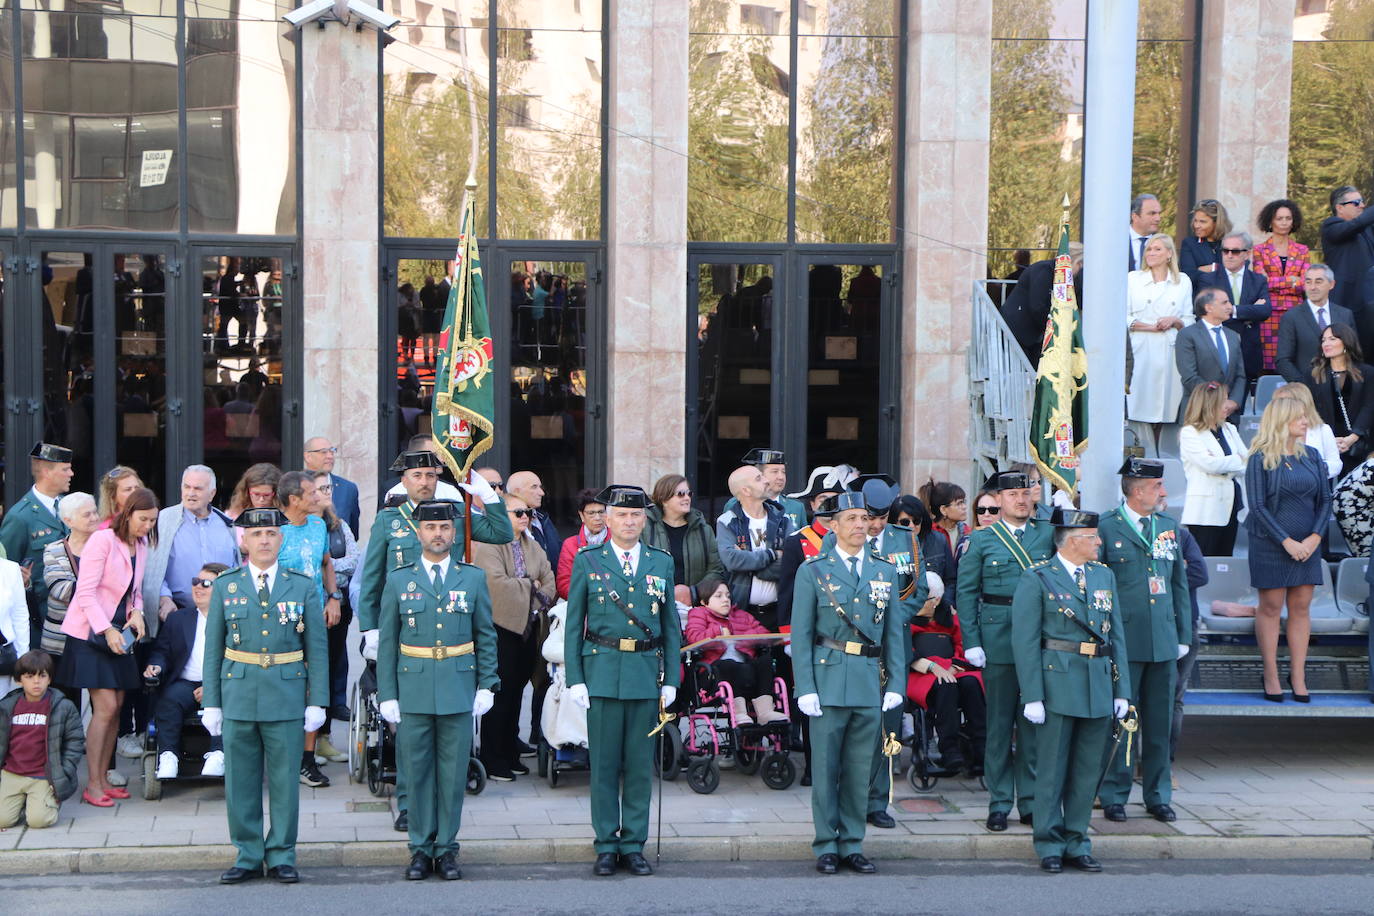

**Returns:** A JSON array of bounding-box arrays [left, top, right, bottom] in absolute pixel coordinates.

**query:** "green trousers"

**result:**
[[1032, 711, 1110, 860], [222, 717, 306, 870], [588, 697, 656, 855], [983, 661, 1036, 816], [811, 705, 878, 857], [867, 703, 903, 815], [397, 711, 472, 858], [1100, 659, 1175, 808]]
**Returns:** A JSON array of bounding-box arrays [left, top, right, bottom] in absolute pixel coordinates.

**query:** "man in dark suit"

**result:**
[[1176, 289, 1246, 413], [1276, 264, 1355, 382], [1128, 193, 1162, 271], [1199, 231, 1271, 391], [1319, 185, 1374, 355], [304, 437, 360, 538], [1001, 245, 1084, 367]]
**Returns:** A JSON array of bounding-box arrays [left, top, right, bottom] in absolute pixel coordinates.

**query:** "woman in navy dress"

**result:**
[[1179, 198, 1230, 291], [1244, 397, 1331, 703]]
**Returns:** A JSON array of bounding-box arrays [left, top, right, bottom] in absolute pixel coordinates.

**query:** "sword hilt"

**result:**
[[646, 698, 676, 737]]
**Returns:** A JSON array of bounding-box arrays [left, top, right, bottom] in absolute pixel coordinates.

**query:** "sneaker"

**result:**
[[509, 761, 530, 776], [202, 750, 225, 777], [300, 759, 330, 788], [486, 767, 516, 782], [107, 768, 129, 788], [516, 741, 537, 758], [156, 751, 180, 780], [314, 735, 347, 763], [117, 733, 145, 759]]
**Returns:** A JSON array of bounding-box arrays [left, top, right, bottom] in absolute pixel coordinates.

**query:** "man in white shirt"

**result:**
[[1129, 194, 1162, 270], [716, 465, 792, 631]]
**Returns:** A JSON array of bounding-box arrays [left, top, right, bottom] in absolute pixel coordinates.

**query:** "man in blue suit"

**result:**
[[304, 437, 359, 538], [1199, 231, 1271, 393]]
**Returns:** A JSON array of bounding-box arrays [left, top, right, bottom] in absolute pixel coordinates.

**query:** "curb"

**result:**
[[3, 834, 1371, 875]]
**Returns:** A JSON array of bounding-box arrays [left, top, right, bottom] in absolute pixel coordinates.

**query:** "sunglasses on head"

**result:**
[[510, 508, 531, 518], [192, 577, 216, 588]]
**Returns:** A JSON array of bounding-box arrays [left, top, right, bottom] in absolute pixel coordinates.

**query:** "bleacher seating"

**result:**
[[1335, 557, 1370, 635], [1197, 557, 1357, 636], [1160, 457, 1187, 520], [1251, 375, 1284, 415], [1234, 413, 1261, 447], [1157, 423, 1181, 459]]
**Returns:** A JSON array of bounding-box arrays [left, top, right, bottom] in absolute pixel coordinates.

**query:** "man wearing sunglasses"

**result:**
[[144, 563, 230, 779], [1319, 185, 1374, 356], [1196, 231, 1271, 394]]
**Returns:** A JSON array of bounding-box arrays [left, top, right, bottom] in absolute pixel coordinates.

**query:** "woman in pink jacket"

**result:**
[[684, 577, 787, 726], [57, 487, 158, 806]]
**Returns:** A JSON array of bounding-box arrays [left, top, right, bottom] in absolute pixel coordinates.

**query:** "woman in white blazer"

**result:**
[[1180, 382, 1248, 556], [0, 556, 31, 696]]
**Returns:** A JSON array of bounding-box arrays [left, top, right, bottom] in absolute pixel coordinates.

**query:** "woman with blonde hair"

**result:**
[[1270, 383, 1341, 480], [1127, 234, 1193, 445], [1243, 397, 1330, 703], [96, 466, 143, 527], [1179, 382, 1247, 555], [1181, 198, 1231, 289]]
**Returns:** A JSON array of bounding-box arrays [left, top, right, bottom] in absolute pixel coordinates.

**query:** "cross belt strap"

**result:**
[[224, 648, 304, 669], [1030, 568, 1110, 645], [592, 555, 658, 640], [585, 632, 663, 653], [1043, 637, 1101, 657], [400, 642, 474, 660], [816, 635, 882, 658], [980, 593, 1013, 606]]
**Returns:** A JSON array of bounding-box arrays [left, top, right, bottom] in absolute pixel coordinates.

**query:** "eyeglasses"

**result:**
[[315, 484, 332, 494], [1340, 198, 1364, 207], [191, 577, 216, 589], [509, 508, 532, 518], [674, 490, 692, 498], [975, 506, 999, 515], [306, 446, 339, 454], [582, 508, 606, 518], [1220, 247, 1249, 255]]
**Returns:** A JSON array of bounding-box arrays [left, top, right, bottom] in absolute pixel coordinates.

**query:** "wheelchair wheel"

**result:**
[[547, 761, 561, 789], [142, 754, 162, 801], [686, 757, 720, 795], [347, 681, 366, 785], [367, 725, 386, 797], [466, 757, 487, 795], [907, 757, 939, 793], [537, 739, 550, 778], [736, 746, 761, 776], [654, 724, 683, 782], [760, 752, 796, 790]]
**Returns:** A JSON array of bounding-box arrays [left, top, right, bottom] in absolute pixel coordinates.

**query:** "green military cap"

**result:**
[[234, 507, 289, 528], [595, 485, 650, 509], [1049, 507, 1099, 528], [1117, 457, 1164, 479], [742, 447, 785, 466], [30, 442, 74, 463], [390, 450, 444, 472], [817, 491, 867, 516], [414, 499, 460, 521], [847, 473, 899, 514], [984, 470, 1030, 491]]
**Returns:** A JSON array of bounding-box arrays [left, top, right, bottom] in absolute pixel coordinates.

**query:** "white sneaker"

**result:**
[[118, 733, 145, 759], [106, 769, 128, 788], [201, 750, 225, 777], [156, 751, 180, 779]]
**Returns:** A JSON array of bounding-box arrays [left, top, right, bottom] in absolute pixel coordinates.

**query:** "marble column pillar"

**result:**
[[301, 25, 381, 525], [604, 0, 688, 487], [1195, 0, 1295, 236], [900, 0, 992, 491]]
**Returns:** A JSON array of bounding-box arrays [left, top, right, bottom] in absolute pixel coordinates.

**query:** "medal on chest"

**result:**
[[644, 575, 666, 601], [1091, 589, 1113, 613], [868, 579, 891, 621]]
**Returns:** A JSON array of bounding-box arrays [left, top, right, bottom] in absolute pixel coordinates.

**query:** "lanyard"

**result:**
[[1117, 506, 1156, 572]]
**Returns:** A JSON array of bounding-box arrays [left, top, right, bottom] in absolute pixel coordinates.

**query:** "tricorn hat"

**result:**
[[817, 491, 868, 517], [390, 450, 444, 472], [847, 473, 900, 514], [1050, 507, 1100, 529], [234, 507, 289, 529], [594, 485, 650, 510], [984, 470, 1030, 492], [788, 464, 858, 500], [30, 442, 73, 463], [413, 499, 460, 522], [742, 448, 786, 466], [1117, 457, 1164, 479]]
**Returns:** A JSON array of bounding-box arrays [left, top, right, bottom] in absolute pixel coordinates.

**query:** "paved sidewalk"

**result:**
[[2, 716, 1372, 874]]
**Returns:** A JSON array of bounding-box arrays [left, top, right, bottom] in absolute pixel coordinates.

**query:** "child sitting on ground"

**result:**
[[684, 577, 788, 726], [0, 651, 85, 829]]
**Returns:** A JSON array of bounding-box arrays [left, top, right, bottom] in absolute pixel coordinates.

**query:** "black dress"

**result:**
[[55, 589, 141, 691]]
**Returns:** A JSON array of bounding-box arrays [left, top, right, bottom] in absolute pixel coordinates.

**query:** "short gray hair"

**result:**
[[1131, 193, 1159, 216], [182, 464, 216, 491], [58, 491, 96, 524], [1307, 262, 1336, 284], [1222, 231, 1253, 250]]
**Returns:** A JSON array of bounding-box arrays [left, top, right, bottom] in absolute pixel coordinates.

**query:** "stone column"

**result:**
[[301, 25, 381, 525], [900, 0, 992, 491], [604, 0, 689, 486], [1194, 0, 1295, 236]]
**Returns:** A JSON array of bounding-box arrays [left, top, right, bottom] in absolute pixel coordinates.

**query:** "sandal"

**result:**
[[82, 789, 115, 807], [106, 786, 131, 799]]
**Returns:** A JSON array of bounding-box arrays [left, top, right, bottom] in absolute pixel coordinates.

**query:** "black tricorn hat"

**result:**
[[30, 442, 73, 463], [742, 447, 786, 466], [414, 499, 460, 522], [847, 473, 900, 513], [817, 491, 868, 517], [984, 471, 1030, 492], [234, 507, 289, 529], [1050, 507, 1100, 529], [1117, 457, 1164, 479], [594, 485, 650, 509], [390, 450, 444, 472]]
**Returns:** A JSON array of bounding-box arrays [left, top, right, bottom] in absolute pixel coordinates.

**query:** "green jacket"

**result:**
[[1097, 509, 1192, 663], [202, 564, 330, 721], [356, 498, 512, 631], [822, 525, 930, 624], [377, 559, 499, 715], [1010, 559, 1131, 719], [0, 491, 67, 605], [564, 542, 682, 700], [641, 505, 725, 603], [957, 519, 1055, 662], [791, 548, 905, 707]]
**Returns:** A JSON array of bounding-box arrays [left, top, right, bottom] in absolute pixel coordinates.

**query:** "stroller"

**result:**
[[535, 600, 590, 788]]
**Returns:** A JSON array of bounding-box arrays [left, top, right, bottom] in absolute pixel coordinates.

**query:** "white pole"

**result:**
[[1079, 0, 1138, 514]]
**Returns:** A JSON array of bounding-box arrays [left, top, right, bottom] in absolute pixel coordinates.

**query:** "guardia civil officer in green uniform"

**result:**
[[357, 449, 508, 832], [565, 485, 681, 878], [201, 508, 329, 885], [0, 443, 74, 643], [793, 491, 906, 875], [1011, 508, 1131, 874], [1096, 458, 1191, 823], [377, 500, 498, 881], [956, 470, 1055, 831]]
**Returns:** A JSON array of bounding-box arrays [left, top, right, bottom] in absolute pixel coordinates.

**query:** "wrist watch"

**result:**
[[328, 590, 343, 601]]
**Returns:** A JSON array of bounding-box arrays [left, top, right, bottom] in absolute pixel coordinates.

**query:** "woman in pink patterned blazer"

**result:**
[[1252, 199, 1311, 372]]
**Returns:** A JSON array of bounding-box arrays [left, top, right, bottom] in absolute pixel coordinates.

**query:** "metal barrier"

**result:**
[[967, 281, 1036, 482]]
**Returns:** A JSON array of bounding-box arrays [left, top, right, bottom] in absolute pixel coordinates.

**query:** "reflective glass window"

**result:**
[[40, 249, 97, 493], [114, 251, 169, 488], [805, 262, 882, 473], [1, 5, 16, 226]]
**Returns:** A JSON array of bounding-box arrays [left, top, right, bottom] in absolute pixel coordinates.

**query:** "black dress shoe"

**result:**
[[1040, 856, 1062, 873], [866, 811, 896, 829], [593, 852, 618, 876], [1067, 854, 1102, 872], [435, 852, 462, 880], [1102, 804, 1127, 822], [219, 866, 261, 884], [800, 768, 812, 787], [394, 810, 409, 832], [1019, 812, 1033, 827], [1146, 803, 1177, 822], [842, 853, 876, 874], [405, 852, 432, 881], [816, 853, 838, 874], [1261, 676, 1284, 703], [517, 741, 537, 758], [328, 704, 351, 722], [1287, 676, 1310, 703], [267, 864, 300, 884], [986, 811, 1009, 832], [620, 852, 653, 876]]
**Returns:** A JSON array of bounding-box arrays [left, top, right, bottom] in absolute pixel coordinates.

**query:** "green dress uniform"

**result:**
[[792, 545, 905, 857], [202, 562, 329, 872], [1096, 506, 1190, 811], [1010, 557, 1130, 861], [564, 540, 681, 856], [378, 557, 498, 860], [0, 489, 68, 640], [957, 517, 1054, 819]]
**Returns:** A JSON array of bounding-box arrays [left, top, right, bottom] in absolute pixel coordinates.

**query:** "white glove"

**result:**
[[362, 629, 379, 661], [379, 699, 401, 724], [1177, 643, 1190, 660], [923, 571, 945, 603], [304, 706, 327, 733], [473, 688, 494, 717], [882, 691, 904, 712], [569, 683, 591, 710], [1022, 701, 1046, 725], [784, 643, 792, 657], [660, 685, 677, 707], [1114, 698, 1130, 719], [1051, 489, 1076, 509], [201, 707, 223, 736], [964, 647, 987, 669], [460, 472, 500, 504], [797, 693, 823, 718]]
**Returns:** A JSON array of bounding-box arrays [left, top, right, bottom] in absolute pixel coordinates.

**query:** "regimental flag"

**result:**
[[432, 181, 495, 481], [1029, 216, 1088, 496]]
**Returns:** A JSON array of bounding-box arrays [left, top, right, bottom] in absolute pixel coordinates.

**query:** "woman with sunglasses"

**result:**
[[956, 490, 1000, 565], [642, 474, 725, 608]]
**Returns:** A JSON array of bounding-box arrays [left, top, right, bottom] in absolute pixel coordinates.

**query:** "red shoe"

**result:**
[[82, 789, 115, 807], [106, 786, 131, 799]]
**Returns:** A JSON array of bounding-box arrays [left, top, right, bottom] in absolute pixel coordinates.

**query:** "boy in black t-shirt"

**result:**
[[0, 651, 85, 828]]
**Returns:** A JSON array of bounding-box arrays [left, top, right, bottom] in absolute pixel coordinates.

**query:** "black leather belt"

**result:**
[[586, 633, 663, 653], [816, 636, 882, 658], [1043, 637, 1101, 657], [981, 593, 1013, 606]]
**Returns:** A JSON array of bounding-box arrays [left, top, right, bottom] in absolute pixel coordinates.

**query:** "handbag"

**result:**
[[911, 631, 955, 661], [0, 634, 17, 677]]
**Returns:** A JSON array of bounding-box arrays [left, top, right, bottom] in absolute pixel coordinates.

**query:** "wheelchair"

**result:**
[[904, 699, 986, 794], [140, 678, 223, 801]]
